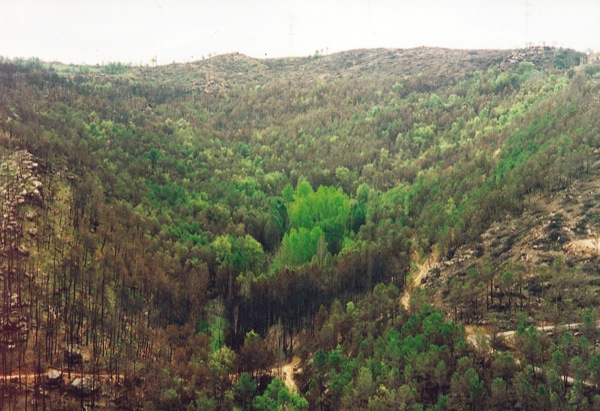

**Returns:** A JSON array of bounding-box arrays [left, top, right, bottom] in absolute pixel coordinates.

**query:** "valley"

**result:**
[[0, 46, 599, 409]]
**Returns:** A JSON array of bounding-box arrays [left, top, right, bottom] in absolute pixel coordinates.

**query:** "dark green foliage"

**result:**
[[253, 378, 308, 410], [0, 47, 597, 409], [305, 303, 468, 409], [233, 373, 257, 409]]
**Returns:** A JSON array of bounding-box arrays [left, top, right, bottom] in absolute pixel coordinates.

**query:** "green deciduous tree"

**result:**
[[279, 226, 325, 267], [288, 182, 350, 253]]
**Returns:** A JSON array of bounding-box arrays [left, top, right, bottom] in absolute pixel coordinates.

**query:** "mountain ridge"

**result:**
[[0, 44, 598, 409]]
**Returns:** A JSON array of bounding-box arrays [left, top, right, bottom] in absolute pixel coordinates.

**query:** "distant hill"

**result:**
[[105, 46, 582, 93]]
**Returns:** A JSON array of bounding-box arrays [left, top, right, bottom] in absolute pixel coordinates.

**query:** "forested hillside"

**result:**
[[1, 46, 600, 410]]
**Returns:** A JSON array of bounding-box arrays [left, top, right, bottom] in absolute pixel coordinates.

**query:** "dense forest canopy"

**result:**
[[1, 47, 600, 409]]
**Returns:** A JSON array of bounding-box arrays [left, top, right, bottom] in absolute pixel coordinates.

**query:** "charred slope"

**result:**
[[0, 47, 597, 409]]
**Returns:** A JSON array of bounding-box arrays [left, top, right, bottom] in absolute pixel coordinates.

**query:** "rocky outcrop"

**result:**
[[45, 369, 64, 388], [0, 150, 43, 351], [70, 376, 101, 397]]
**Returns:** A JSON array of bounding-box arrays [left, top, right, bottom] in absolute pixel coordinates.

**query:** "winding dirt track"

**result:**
[[270, 357, 301, 393], [401, 252, 437, 310], [398, 248, 598, 388]]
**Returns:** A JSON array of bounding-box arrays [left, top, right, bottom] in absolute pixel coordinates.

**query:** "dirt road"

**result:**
[[401, 252, 437, 310], [270, 357, 301, 393]]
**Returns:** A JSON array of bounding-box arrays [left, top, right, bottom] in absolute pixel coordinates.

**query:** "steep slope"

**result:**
[[425, 146, 600, 327], [1, 47, 598, 409]]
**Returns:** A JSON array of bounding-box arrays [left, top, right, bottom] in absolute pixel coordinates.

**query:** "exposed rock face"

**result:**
[[0, 293, 29, 349], [498, 46, 575, 71], [45, 369, 64, 388], [70, 377, 101, 397], [0, 150, 43, 351]]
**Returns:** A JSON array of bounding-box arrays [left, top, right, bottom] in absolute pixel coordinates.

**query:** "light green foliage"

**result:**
[[208, 345, 236, 399], [408, 123, 436, 149], [279, 226, 325, 267], [213, 235, 233, 264], [253, 378, 308, 410], [4, 47, 598, 409], [288, 181, 350, 254], [209, 345, 235, 372], [212, 234, 266, 274], [208, 315, 228, 352], [198, 300, 229, 352], [335, 166, 350, 184], [102, 61, 127, 74]]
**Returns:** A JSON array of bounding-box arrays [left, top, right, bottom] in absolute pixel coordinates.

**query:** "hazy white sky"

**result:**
[[1, 0, 599, 65]]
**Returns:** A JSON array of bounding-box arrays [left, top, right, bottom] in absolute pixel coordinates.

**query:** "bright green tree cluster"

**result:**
[[287, 181, 350, 254], [279, 226, 325, 267]]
